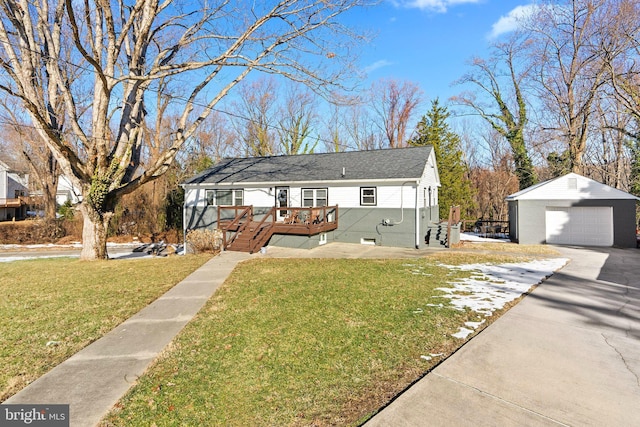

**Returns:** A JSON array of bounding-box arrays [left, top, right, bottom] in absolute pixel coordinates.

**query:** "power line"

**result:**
[[0, 19, 365, 153]]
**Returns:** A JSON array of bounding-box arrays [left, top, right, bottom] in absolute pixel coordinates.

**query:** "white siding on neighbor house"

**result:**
[[6, 173, 28, 198], [0, 170, 7, 198]]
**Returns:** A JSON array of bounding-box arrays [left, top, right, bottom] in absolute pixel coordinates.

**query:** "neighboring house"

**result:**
[[183, 146, 442, 252], [0, 160, 29, 221], [56, 174, 83, 206], [506, 172, 639, 248]]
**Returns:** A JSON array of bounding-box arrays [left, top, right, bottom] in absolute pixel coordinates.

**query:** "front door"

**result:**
[[275, 187, 289, 221]]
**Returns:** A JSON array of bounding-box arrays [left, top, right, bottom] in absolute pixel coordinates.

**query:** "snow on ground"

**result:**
[[438, 257, 568, 339], [459, 232, 510, 243], [0, 242, 143, 262]]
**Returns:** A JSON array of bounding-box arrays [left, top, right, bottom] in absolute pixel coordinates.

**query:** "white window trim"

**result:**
[[360, 187, 377, 206], [302, 188, 328, 207], [205, 189, 244, 206]]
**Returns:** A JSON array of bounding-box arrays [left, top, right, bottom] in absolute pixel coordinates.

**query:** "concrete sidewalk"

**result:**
[[365, 246, 640, 426], [4, 250, 252, 427]]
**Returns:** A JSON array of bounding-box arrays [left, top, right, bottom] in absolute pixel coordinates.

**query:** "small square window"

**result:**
[[360, 187, 377, 206]]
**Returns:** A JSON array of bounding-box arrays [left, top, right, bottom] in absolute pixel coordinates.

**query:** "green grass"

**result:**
[[101, 256, 533, 426], [0, 254, 212, 401], [1, 247, 555, 425]]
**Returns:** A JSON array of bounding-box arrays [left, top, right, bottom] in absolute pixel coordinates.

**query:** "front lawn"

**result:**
[[0, 254, 212, 401], [102, 252, 553, 426]]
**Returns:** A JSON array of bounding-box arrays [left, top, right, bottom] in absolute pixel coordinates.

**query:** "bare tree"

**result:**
[[232, 78, 279, 156], [370, 79, 423, 148], [322, 102, 348, 152], [453, 35, 536, 189], [0, 0, 367, 259], [344, 101, 385, 151], [188, 110, 240, 164], [0, 99, 61, 220], [527, 0, 617, 173], [4, 124, 60, 220], [277, 83, 319, 155]]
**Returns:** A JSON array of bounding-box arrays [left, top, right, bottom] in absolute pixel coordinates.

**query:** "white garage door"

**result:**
[[545, 206, 613, 246]]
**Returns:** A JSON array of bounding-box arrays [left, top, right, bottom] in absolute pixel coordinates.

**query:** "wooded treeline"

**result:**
[[1, 0, 639, 246]]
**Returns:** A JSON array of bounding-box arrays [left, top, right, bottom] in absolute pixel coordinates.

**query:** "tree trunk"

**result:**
[[43, 188, 57, 220], [79, 203, 112, 260], [42, 174, 59, 221]]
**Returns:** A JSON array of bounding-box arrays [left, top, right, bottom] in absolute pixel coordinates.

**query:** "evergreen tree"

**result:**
[[409, 99, 475, 220]]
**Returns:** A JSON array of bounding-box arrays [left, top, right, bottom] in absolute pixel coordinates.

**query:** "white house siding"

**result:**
[[0, 170, 7, 199], [186, 181, 425, 209]]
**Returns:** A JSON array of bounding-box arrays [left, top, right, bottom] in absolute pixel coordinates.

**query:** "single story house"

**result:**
[[182, 146, 443, 252], [506, 173, 639, 247], [0, 160, 29, 221]]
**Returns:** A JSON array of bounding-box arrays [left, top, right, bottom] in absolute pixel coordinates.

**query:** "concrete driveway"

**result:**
[[364, 246, 640, 426]]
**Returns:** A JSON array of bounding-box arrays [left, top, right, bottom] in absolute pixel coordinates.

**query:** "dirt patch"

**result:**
[[0, 219, 182, 245], [0, 219, 66, 244], [55, 235, 81, 245]]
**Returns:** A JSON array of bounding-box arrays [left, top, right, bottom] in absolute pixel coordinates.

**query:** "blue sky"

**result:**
[[350, 0, 533, 103]]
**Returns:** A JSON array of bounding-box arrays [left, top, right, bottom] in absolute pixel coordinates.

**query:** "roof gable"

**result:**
[[506, 173, 640, 201], [184, 146, 435, 185]]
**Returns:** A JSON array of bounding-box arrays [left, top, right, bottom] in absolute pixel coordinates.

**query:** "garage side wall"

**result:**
[[513, 199, 637, 247]]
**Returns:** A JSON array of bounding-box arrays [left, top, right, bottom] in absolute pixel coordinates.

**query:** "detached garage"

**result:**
[[507, 173, 639, 248]]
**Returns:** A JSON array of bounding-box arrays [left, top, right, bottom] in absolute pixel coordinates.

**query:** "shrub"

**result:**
[[185, 228, 223, 254]]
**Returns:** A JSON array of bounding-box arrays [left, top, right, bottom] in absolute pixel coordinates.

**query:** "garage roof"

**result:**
[[506, 173, 640, 201]]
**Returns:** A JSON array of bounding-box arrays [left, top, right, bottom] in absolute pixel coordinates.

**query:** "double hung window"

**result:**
[[302, 188, 327, 207], [360, 187, 377, 206], [205, 189, 244, 206]]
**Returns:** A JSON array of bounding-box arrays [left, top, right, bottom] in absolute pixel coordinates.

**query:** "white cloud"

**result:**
[[363, 59, 393, 74], [488, 4, 537, 39], [400, 0, 481, 13]]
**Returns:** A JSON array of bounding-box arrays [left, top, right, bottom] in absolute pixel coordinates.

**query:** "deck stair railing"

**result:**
[[217, 205, 339, 253]]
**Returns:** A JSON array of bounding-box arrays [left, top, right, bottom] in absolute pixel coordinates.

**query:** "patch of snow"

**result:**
[[460, 232, 510, 243], [420, 353, 445, 361], [464, 320, 486, 329], [452, 327, 475, 339], [0, 254, 77, 263], [437, 258, 568, 317]]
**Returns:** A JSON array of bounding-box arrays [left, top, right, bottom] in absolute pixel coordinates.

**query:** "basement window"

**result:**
[[360, 237, 376, 246]]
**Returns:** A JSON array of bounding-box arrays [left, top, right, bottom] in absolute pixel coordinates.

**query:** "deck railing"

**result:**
[[273, 205, 338, 235], [217, 205, 339, 252], [0, 198, 24, 208], [218, 205, 253, 249]]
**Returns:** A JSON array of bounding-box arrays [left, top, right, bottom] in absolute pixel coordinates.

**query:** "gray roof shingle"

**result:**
[[184, 146, 434, 185]]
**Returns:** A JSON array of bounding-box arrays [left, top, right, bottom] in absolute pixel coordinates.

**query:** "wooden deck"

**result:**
[[0, 198, 23, 208], [218, 205, 338, 253]]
